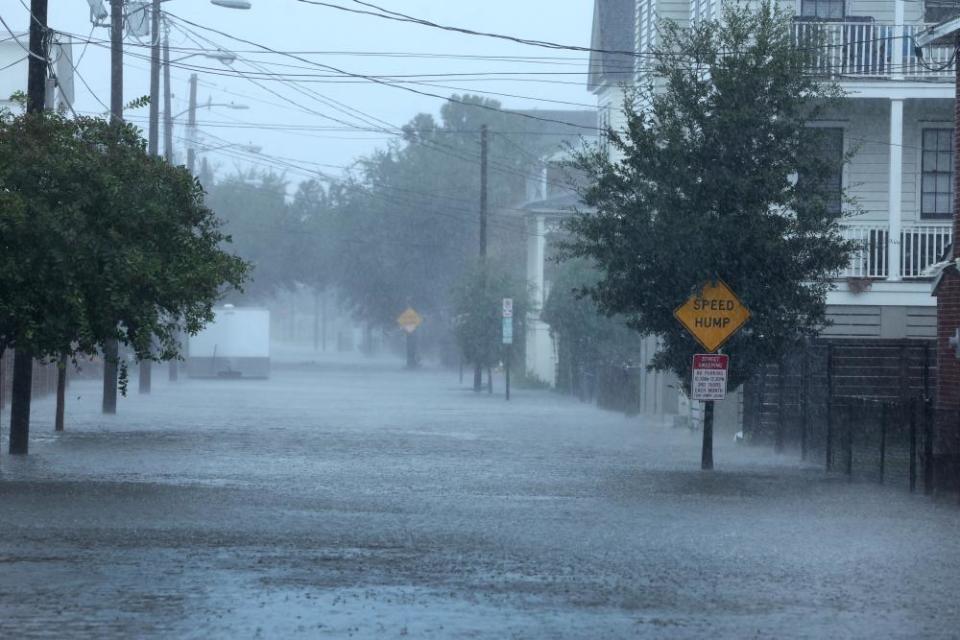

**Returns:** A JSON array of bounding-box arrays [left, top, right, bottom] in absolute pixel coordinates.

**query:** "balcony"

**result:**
[[842, 223, 952, 279], [792, 21, 955, 80]]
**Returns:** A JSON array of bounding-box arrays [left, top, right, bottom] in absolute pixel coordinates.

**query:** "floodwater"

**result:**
[[1, 350, 958, 638]]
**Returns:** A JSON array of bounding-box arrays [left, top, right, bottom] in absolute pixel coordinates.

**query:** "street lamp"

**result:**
[[210, 0, 252, 8], [173, 101, 249, 121], [199, 142, 262, 154], [171, 50, 238, 65]]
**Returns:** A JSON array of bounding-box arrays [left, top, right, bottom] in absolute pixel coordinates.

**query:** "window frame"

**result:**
[[801, 125, 845, 218], [920, 127, 955, 220], [799, 0, 846, 20]]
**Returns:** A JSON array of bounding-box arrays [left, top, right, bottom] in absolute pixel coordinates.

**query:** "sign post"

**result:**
[[502, 298, 513, 401], [674, 281, 750, 470], [396, 307, 423, 369]]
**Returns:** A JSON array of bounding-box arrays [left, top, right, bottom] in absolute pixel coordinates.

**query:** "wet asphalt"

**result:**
[[0, 352, 959, 639]]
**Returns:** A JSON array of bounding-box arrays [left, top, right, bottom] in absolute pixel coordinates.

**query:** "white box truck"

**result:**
[[187, 305, 270, 378]]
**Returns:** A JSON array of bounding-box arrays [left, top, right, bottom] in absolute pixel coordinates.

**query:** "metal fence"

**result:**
[[825, 396, 935, 493], [742, 339, 949, 495], [573, 364, 643, 416]]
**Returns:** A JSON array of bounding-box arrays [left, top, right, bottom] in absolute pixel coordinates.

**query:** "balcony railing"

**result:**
[[792, 21, 955, 80], [841, 223, 952, 279]]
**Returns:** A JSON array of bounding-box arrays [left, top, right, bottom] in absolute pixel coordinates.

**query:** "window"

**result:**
[[599, 106, 611, 156], [800, 127, 844, 217], [800, 0, 845, 20], [925, 0, 960, 24], [922, 128, 954, 219]]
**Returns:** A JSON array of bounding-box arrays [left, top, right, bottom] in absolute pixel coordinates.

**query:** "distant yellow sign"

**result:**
[[397, 307, 423, 334], [674, 281, 750, 353]]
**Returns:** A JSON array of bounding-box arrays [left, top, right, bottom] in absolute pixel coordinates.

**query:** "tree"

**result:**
[[541, 259, 643, 394], [206, 170, 298, 301], [563, 4, 854, 395], [331, 96, 560, 360], [451, 260, 528, 391], [0, 110, 247, 443]]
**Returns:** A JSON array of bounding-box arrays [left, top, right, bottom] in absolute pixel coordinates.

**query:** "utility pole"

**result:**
[[9, 0, 50, 455], [474, 125, 489, 392], [139, 0, 162, 395], [163, 27, 173, 164], [163, 24, 179, 382], [103, 0, 124, 415], [187, 73, 198, 174]]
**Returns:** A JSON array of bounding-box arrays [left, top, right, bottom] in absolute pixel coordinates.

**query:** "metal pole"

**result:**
[[879, 402, 887, 484], [505, 347, 511, 401], [924, 396, 934, 495], [702, 400, 715, 470], [825, 344, 834, 471], [845, 402, 854, 479]]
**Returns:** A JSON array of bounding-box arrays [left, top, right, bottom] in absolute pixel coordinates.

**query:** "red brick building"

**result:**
[[932, 251, 960, 490]]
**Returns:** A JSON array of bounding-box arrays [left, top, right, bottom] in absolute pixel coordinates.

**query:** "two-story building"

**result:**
[[597, 0, 956, 339], [566, 0, 960, 427]]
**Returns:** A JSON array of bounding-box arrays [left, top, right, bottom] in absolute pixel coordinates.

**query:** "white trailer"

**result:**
[[187, 306, 270, 378]]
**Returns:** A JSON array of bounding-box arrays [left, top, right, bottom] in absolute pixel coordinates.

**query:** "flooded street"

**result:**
[[1, 354, 958, 639]]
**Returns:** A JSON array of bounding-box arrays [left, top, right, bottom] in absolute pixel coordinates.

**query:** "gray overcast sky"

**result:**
[[19, 1, 596, 183]]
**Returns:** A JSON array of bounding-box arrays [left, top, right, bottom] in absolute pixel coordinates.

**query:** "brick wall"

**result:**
[[933, 266, 960, 489]]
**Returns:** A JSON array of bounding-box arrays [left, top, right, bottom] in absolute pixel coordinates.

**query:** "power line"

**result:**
[[163, 12, 598, 131], [296, 0, 640, 58]]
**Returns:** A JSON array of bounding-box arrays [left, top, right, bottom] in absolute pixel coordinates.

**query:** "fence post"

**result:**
[[879, 402, 887, 484], [776, 359, 786, 453], [825, 346, 834, 472], [909, 397, 918, 493], [800, 350, 809, 462], [845, 401, 854, 479], [924, 396, 934, 495]]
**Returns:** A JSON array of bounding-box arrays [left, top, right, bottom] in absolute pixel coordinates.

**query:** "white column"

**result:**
[[526, 215, 546, 308], [888, 98, 904, 282], [892, 0, 905, 80], [525, 214, 547, 383]]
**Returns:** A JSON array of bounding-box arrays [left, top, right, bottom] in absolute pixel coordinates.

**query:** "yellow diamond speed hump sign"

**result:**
[[673, 280, 750, 353], [396, 307, 423, 334]]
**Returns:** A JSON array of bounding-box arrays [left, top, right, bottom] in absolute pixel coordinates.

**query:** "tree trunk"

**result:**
[[55, 355, 67, 432], [139, 360, 151, 394], [103, 340, 118, 415], [322, 292, 328, 352], [0, 348, 5, 412], [313, 289, 320, 352], [473, 365, 482, 392], [9, 349, 33, 454]]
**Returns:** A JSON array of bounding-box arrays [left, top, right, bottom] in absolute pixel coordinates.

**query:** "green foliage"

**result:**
[[541, 259, 643, 391], [331, 96, 558, 345], [207, 171, 300, 300], [0, 110, 248, 364], [8, 90, 27, 108], [562, 3, 854, 391], [451, 260, 528, 370], [125, 95, 151, 111]]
